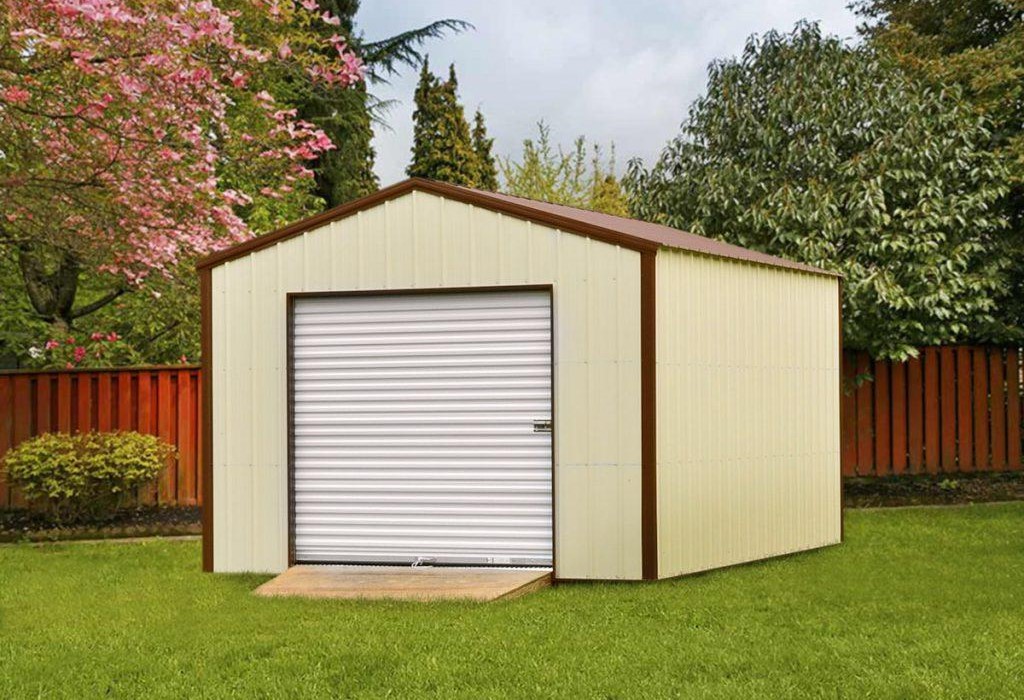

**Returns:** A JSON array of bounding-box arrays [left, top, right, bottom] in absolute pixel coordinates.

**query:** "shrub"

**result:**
[[2, 432, 175, 523]]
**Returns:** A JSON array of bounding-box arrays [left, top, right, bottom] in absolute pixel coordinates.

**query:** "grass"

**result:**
[[1, 504, 1023, 699]]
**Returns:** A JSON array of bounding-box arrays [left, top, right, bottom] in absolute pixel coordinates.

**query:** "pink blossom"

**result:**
[[0, 0, 363, 287], [44, 339, 60, 350], [0, 86, 30, 104], [73, 346, 87, 362], [107, 332, 120, 342], [65, 337, 76, 345], [179, 354, 188, 363], [90, 332, 105, 341]]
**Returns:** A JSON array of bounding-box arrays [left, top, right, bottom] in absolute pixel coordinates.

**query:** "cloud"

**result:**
[[358, 1, 861, 185]]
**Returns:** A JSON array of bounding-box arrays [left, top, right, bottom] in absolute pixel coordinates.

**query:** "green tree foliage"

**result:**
[[471, 109, 499, 191], [407, 62, 486, 186], [297, 1, 470, 206], [299, 0, 378, 205], [626, 23, 1011, 360], [0, 2, 468, 368], [500, 122, 628, 216], [853, 0, 1024, 336]]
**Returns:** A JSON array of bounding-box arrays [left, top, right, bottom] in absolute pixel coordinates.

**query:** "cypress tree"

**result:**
[[407, 62, 483, 187], [408, 60, 444, 180], [471, 109, 498, 191]]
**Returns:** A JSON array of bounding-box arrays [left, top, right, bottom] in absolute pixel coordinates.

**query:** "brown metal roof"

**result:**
[[197, 178, 837, 277]]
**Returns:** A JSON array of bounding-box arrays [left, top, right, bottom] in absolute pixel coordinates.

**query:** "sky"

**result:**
[[356, 1, 862, 186]]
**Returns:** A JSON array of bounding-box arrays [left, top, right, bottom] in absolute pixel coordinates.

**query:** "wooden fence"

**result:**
[[1, 348, 1021, 509], [842, 347, 1023, 476], [0, 366, 201, 508]]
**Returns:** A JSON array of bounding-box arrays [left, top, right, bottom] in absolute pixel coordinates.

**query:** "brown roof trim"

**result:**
[[197, 177, 837, 278], [197, 178, 657, 270]]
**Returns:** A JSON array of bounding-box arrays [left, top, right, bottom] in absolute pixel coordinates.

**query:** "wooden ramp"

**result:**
[[254, 565, 552, 602]]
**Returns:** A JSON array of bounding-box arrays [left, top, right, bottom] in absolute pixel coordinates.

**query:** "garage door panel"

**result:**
[[292, 290, 553, 566], [295, 357, 549, 371], [294, 403, 551, 415], [293, 345, 550, 360]]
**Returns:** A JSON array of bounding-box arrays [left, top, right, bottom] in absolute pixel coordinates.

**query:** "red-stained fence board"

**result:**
[[841, 352, 858, 476], [891, 362, 907, 474], [873, 360, 892, 476], [137, 372, 155, 504], [56, 375, 72, 432], [76, 374, 93, 434], [12, 376, 31, 447], [97, 373, 113, 432], [990, 349, 1007, 471], [973, 348, 990, 470], [1008, 350, 1022, 469], [923, 348, 941, 473], [906, 356, 924, 473], [10, 376, 31, 507], [157, 372, 175, 503], [956, 347, 973, 471], [177, 370, 195, 505], [0, 377, 12, 507], [939, 347, 957, 472], [35, 375, 51, 434], [117, 372, 133, 431], [855, 353, 874, 476]]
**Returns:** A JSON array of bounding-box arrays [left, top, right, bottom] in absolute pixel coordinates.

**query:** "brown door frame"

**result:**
[[284, 284, 557, 571]]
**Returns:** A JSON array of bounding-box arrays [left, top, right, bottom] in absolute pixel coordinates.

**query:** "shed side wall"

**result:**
[[656, 250, 841, 578], [211, 191, 642, 579]]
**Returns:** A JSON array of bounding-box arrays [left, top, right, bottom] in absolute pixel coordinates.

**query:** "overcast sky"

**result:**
[[356, 1, 861, 186]]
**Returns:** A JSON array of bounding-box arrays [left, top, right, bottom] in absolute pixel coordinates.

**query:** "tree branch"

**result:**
[[70, 287, 129, 320]]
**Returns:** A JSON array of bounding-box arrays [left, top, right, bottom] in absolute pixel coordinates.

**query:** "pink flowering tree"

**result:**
[[0, 0, 363, 343]]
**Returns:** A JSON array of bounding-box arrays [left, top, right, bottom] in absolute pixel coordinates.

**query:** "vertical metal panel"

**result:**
[[291, 290, 552, 565], [211, 191, 642, 578], [655, 250, 841, 578]]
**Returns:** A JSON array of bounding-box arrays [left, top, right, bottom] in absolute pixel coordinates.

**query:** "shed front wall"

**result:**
[[211, 190, 642, 579], [656, 250, 841, 578]]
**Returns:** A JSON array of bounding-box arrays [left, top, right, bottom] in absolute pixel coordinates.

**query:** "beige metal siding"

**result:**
[[656, 250, 841, 578], [212, 191, 642, 578]]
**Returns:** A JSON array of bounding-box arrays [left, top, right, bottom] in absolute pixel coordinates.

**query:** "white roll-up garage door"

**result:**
[[291, 289, 553, 566]]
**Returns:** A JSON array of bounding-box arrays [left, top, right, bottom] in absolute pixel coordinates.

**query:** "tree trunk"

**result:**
[[16, 246, 129, 333], [17, 247, 81, 330]]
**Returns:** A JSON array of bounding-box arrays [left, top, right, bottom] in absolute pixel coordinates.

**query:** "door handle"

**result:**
[[533, 419, 552, 433]]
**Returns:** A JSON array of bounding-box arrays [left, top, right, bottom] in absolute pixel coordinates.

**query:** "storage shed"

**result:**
[[198, 178, 841, 581]]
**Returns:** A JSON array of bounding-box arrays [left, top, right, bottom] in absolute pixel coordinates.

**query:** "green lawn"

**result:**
[[1, 504, 1023, 699]]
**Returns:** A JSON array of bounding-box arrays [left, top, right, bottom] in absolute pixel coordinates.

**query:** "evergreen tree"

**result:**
[[304, 82, 380, 206], [471, 109, 498, 191], [407, 62, 483, 187], [408, 60, 444, 179], [298, 1, 470, 205]]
